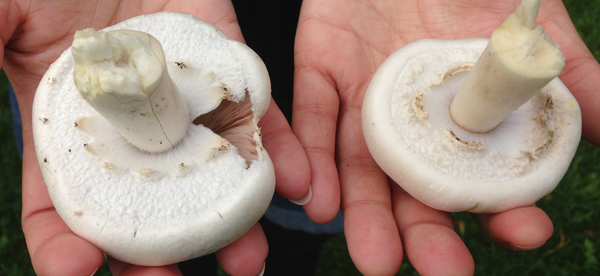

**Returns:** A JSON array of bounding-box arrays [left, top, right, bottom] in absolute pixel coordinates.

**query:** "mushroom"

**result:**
[[361, 0, 581, 213], [32, 12, 275, 266]]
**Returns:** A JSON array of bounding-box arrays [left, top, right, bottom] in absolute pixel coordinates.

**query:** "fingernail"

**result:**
[[289, 186, 312, 205], [89, 267, 99, 276], [257, 262, 266, 276], [508, 242, 544, 251]]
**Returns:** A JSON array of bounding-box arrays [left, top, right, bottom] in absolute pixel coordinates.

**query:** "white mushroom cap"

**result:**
[[362, 38, 581, 213], [32, 12, 274, 265]]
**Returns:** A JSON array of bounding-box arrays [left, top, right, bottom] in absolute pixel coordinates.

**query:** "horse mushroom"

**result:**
[[362, 0, 581, 213], [32, 12, 275, 265]]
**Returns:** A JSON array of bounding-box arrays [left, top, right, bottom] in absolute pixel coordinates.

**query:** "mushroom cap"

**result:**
[[32, 12, 274, 265], [362, 38, 581, 213]]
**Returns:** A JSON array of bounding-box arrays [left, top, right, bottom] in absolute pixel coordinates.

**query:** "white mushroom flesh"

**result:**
[[362, 0, 581, 213], [450, 0, 565, 133], [32, 12, 274, 265]]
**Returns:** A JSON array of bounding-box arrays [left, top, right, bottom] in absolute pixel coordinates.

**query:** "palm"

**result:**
[[3, 1, 308, 275], [295, 0, 599, 275], [4, 0, 241, 95]]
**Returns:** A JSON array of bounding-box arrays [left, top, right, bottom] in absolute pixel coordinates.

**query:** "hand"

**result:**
[[293, 0, 600, 275], [1, 1, 310, 275]]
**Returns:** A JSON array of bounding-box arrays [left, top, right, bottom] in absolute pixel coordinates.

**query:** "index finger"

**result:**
[[292, 65, 341, 223]]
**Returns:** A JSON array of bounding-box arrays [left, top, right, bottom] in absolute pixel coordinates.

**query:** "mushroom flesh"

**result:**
[[362, 0, 581, 213], [32, 12, 275, 265]]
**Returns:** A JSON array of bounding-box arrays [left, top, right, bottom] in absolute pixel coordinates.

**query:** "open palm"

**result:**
[[294, 0, 600, 275], [2, 1, 309, 275]]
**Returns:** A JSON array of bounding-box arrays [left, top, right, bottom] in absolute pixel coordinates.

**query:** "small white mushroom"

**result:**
[[32, 12, 274, 266], [362, 0, 581, 213]]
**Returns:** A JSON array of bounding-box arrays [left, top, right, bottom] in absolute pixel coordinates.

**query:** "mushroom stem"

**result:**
[[72, 29, 189, 152], [449, 0, 565, 133]]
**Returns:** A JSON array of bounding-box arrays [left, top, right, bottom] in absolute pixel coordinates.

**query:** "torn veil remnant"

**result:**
[[32, 12, 275, 266], [362, 0, 581, 213]]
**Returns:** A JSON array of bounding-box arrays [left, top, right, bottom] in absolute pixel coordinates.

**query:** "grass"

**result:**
[[1, 0, 599, 275], [0, 74, 34, 275]]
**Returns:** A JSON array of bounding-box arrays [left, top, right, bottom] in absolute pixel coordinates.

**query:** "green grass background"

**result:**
[[1, 0, 599, 275]]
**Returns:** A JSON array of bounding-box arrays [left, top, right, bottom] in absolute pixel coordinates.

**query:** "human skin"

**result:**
[[294, 0, 600, 275], [3, 0, 599, 275], [0, 1, 311, 275]]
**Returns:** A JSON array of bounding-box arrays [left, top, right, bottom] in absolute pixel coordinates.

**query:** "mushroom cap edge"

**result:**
[[32, 11, 275, 265], [361, 38, 582, 213]]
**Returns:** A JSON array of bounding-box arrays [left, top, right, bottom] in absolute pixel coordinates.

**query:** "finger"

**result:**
[[473, 205, 553, 251], [292, 66, 341, 223], [337, 105, 403, 275], [215, 223, 268, 276], [108, 258, 182, 276], [559, 51, 600, 145], [391, 184, 474, 276], [259, 98, 311, 201], [539, 0, 600, 145], [20, 124, 105, 276]]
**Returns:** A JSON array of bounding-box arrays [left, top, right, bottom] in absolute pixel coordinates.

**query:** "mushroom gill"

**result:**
[[193, 92, 258, 165]]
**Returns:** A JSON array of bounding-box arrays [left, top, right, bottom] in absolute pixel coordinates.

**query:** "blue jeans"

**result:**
[[9, 83, 23, 159]]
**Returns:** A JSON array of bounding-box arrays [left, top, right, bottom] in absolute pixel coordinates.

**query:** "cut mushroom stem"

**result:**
[[449, 0, 565, 133], [72, 29, 189, 152]]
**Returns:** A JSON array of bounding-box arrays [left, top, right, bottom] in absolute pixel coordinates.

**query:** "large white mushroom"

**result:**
[[32, 12, 275, 266], [362, 0, 581, 213]]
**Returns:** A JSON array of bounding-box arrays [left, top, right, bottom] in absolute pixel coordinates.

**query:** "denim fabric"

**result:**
[[264, 193, 344, 234], [9, 83, 23, 158]]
